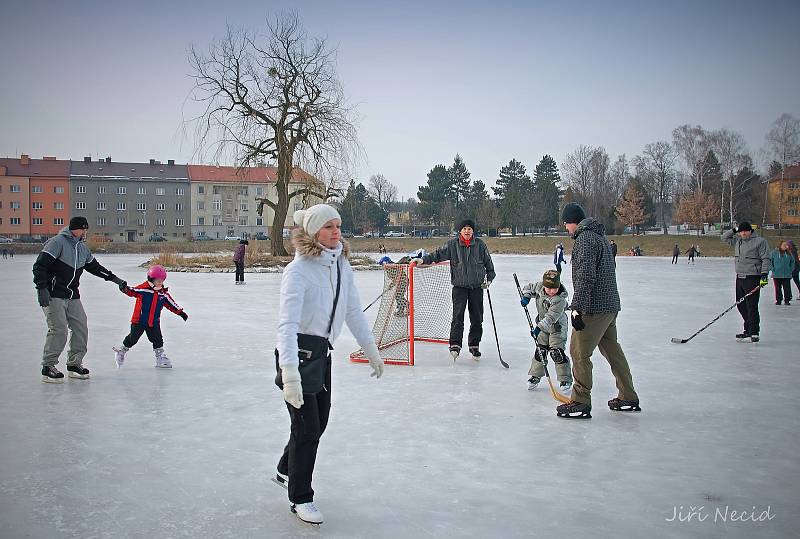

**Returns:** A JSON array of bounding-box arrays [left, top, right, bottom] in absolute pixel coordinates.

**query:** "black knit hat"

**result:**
[[561, 203, 586, 224], [737, 221, 753, 232], [69, 216, 89, 230], [458, 219, 476, 231], [542, 270, 560, 289]]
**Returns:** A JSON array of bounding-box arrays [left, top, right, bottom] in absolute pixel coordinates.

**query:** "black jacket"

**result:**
[[33, 227, 117, 299], [422, 236, 495, 289]]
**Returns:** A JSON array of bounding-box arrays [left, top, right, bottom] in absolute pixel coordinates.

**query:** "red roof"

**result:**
[[187, 164, 318, 184], [0, 155, 70, 178]]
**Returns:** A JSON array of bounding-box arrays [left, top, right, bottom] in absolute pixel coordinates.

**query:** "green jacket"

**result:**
[[770, 249, 795, 279]]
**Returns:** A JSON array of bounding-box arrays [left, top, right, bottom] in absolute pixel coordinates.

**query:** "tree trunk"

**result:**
[[270, 149, 292, 256]]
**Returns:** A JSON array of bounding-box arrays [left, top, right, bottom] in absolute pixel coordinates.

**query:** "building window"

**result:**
[[11, 184, 21, 192], [55, 186, 65, 194], [97, 217, 106, 226], [176, 187, 185, 196], [155, 187, 165, 196], [256, 186, 263, 196], [32, 185, 43, 193], [117, 186, 127, 195], [137, 217, 146, 226], [789, 209, 799, 216], [117, 217, 126, 225], [97, 186, 106, 194], [75, 185, 86, 193], [198, 217, 205, 225], [212, 200, 222, 210], [213, 186, 221, 195], [32, 202, 43, 210], [117, 202, 126, 211], [32, 217, 43, 225], [239, 187, 248, 196], [11, 217, 21, 225], [175, 203, 183, 211], [54, 217, 64, 225], [137, 202, 146, 211], [157, 218, 166, 226], [198, 185, 205, 194], [256, 217, 263, 226], [176, 218, 185, 227], [239, 216, 248, 226], [197, 201, 205, 210], [10, 201, 21, 209], [54, 202, 64, 210], [240, 203, 248, 211], [788, 182, 799, 189], [137, 186, 147, 195], [75, 201, 86, 210], [156, 203, 165, 211], [213, 215, 222, 226], [97, 202, 106, 211]]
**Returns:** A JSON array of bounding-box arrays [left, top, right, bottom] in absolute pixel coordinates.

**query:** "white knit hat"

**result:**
[[293, 204, 341, 236]]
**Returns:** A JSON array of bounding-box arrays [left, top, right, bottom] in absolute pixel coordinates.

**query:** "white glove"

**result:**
[[281, 363, 304, 409], [364, 342, 384, 379], [409, 257, 423, 266]]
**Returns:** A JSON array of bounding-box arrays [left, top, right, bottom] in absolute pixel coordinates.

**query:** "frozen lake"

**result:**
[[1, 252, 798, 538]]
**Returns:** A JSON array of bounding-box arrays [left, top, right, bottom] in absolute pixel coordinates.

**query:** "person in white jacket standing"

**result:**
[[274, 203, 384, 525]]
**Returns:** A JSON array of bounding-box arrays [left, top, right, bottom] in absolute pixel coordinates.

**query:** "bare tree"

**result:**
[[765, 113, 800, 230], [367, 174, 398, 214], [588, 147, 610, 218], [710, 129, 752, 225], [634, 141, 677, 234], [562, 145, 594, 205], [187, 14, 359, 255], [672, 124, 711, 193], [675, 190, 719, 235], [614, 183, 648, 234]]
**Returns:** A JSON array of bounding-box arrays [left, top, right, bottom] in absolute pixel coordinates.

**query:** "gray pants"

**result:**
[[529, 345, 573, 382], [41, 298, 88, 367]]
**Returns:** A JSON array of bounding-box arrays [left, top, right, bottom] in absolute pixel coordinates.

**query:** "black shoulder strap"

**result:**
[[326, 257, 342, 336]]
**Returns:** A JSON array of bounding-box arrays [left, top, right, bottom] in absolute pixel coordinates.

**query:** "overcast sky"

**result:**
[[1, 0, 798, 199]]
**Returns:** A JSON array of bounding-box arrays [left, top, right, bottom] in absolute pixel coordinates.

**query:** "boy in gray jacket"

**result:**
[[721, 221, 770, 343], [521, 270, 573, 392]]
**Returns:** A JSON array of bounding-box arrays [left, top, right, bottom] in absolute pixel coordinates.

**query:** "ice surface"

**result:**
[[1, 253, 798, 538]]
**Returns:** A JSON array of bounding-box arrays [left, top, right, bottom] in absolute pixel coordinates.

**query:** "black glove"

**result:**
[[37, 288, 51, 307], [118, 280, 128, 292], [109, 275, 125, 286], [179, 311, 188, 321], [571, 310, 585, 331]]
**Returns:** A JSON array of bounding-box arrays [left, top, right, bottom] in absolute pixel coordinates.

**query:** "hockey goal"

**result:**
[[351, 261, 451, 366]]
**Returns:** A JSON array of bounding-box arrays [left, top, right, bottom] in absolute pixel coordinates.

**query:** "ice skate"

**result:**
[[272, 470, 288, 489], [559, 381, 572, 392], [449, 345, 460, 361], [41, 366, 64, 384], [291, 501, 323, 525], [735, 332, 750, 342], [749, 334, 760, 343], [527, 376, 540, 391], [66, 364, 90, 379], [154, 347, 172, 368], [556, 401, 592, 419], [469, 346, 481, 362], [112, 346, 129, 368], [608, 397, 641, 412]]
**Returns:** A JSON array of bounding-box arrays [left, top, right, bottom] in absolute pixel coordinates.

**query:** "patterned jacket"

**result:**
[[568, 218, 621, 314], [122, 281, 184, 327]]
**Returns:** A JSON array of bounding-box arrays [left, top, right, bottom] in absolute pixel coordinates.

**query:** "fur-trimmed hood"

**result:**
[[291, 227, 351, 258]]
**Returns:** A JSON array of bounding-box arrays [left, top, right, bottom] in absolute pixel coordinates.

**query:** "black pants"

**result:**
[[792, 269, 800, 296], [773, 278, 792, 304], [735, 276, 761, 335], [688, 254, 695, 264], [450, 286, 484, 348], [555, 262, 562, 273], [278, 357, 332, 505], [672, 255, 678, 264], [234, 261, 245, 282], [123, 323, 164, 349]]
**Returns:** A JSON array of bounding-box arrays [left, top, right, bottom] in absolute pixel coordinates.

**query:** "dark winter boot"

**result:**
[[66, 364, 90, 379], [468, 346, 481, 362], [41, 366, 64, 384], [556, 401, 592, 419], [608, 397, 641, 412]]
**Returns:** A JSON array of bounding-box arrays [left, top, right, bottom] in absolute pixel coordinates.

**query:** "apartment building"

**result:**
[[187, 165, 323, 239], [0, 155, 70, 239], [765, 164, 800, 226], [70, 157, 190, 241]]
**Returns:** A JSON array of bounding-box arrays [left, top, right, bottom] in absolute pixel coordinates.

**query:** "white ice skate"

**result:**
[[559, 381, 573, 393], [272, 470, 288, 489], [469, 346, 481, 362], [291, 501, 323, 525], [112, 346, 129, 368], [527, 376, 540, 391], [154, 347, 172, 369], [449, 345, 460, 361]]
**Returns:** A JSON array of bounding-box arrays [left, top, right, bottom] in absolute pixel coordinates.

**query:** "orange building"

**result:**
[[765, 163, 800, 227], [0, 155, 70, 239]]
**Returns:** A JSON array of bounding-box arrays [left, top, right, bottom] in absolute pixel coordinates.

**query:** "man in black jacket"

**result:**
[[413, 219, 495, 361], [32, 216, 126, 383], [556, 203, 640, 419]]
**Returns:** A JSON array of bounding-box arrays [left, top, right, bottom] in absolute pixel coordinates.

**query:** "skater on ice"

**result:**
[[770, 240, 794, 306], [233, 239, 248, 285], [32, 216, 127, 383], [520, 269, 573, 392], [720, 221, 770, 342], [274, 204, 384, 525], [112, 265, 188, 369], [556, 203, 640, 419], [685, 244, 699, 264], [411, 219, 495, 361], [554, 242, 566, 273]]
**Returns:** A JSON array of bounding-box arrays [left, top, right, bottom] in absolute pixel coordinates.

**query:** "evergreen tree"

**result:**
[[493, 159, 533, 235], [447, 154, 471, 210], [462, 180, 489, 223], [532, 155, 561, 229], [417, 164, 451, 227]]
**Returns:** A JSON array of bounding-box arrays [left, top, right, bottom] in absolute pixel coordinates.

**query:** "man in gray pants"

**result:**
[[32, 217, 126, 383]]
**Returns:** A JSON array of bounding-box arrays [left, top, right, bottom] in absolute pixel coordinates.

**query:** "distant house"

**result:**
[[0, 155, 70, 239], [187, 165, 323, 239], [764, 163, 800, 226]]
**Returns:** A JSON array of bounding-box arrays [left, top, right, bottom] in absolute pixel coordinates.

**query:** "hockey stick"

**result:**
[[485, 287, 509, 369], [671, 285, 761, 344], [513, 273, 571, 404]]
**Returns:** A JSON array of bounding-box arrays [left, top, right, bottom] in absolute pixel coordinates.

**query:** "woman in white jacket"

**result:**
[[275, 204, 384, 525]]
